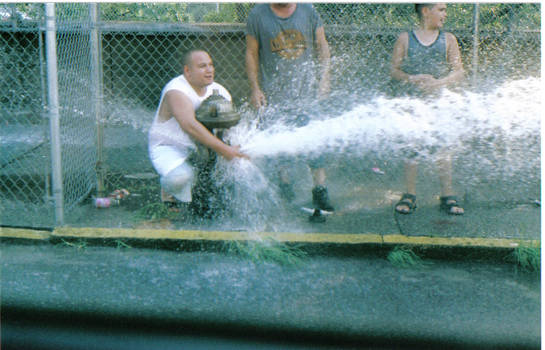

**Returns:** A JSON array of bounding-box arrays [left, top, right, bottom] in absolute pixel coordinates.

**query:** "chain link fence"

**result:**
[[1, 3, 97, 227], [0, 3, 540, 228]]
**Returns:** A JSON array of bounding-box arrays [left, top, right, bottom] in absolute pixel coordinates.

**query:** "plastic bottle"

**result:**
[[94, 197, 119, 208]]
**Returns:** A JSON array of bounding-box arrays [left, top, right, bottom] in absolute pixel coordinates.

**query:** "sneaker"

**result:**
[[279, 182, 295, 202], [308, 209, 327, 223], [312, 185, 334, 212]]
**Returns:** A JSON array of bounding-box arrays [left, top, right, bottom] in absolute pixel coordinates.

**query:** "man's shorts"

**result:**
[[149, 145, 196, 202], [149, 145, 193, 177]]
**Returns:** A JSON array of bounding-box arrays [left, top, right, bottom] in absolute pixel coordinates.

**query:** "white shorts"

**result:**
[[150, 145, 195, 202], [150, 145, 191, 177]]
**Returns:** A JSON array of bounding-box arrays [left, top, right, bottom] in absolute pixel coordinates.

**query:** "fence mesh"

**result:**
[[54, 4, 97, 212], [1, 3, 97, 227], [0, 3, 541, 228], [1, 3, 50, 226]]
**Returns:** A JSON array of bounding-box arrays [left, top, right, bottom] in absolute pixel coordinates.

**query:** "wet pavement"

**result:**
[[60, 183, 540, 242], [1, 243, 540, 349], [43, 150, 538, 242], [2, 121, 540, 349]]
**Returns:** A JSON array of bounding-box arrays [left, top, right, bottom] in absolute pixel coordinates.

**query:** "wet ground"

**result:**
[[2, 123, 540, 242], [1, 243, 540, 349], [2, 124, 540, 349], [59, 168, 540, 242]]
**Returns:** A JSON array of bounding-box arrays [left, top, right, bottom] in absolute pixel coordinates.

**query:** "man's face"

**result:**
[[185, 51, 214, 88], [427, 3, 447, 28]]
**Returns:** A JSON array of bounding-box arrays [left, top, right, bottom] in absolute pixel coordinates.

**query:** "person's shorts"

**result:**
[[149, 145, 193, 177]]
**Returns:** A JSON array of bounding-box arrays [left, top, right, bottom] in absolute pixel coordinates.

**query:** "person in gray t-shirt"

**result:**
[[245, 3, 334, 217], [246, 3, 330, 107]]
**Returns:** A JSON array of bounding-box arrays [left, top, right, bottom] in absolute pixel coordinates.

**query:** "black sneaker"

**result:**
[[308, 209, 327, 223], [279, 182, 295, 202], [312, 186, 334, 212]]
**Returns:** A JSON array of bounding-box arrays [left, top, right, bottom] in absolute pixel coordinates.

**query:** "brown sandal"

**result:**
[[439, 196, 464, 215], [395, 193, 417, 215]]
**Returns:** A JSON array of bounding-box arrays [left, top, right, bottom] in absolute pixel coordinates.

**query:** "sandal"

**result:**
[[439, 196, 464, 215], [395, 193, 417, 214]]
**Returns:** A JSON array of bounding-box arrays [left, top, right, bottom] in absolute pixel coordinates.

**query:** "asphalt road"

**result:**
[[1, 242, 540, 349]]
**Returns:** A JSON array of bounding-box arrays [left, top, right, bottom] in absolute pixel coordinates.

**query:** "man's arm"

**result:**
[[245, 34, 266, 109], [390, 32, 413, 83], [166, 90, 247, 161], [439, 32, 464, 86], [315, 26, 330, 99]]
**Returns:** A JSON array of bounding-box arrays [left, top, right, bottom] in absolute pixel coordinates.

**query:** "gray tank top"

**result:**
[[402, 30, 449, 79]]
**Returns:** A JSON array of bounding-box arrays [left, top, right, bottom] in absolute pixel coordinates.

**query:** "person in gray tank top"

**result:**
[[390, 3, 465, 215]]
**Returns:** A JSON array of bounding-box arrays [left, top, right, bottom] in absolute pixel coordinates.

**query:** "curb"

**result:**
[[1, 226, 539, 249]]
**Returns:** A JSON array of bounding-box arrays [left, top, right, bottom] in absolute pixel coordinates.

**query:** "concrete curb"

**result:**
[[1, 226, 539, 249], [1, 227, 52, 240]]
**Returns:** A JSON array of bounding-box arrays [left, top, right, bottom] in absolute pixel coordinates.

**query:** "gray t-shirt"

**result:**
[[246, 4, 323, 105]]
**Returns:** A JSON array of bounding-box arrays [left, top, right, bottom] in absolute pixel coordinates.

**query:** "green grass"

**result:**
[[60, 238, 87, 250], [223, 239, 308, 266], [509, 244, 540, 273], [115, 239, 132, 250], [387, 245, 424, 268], [133, 202, 179, 221]]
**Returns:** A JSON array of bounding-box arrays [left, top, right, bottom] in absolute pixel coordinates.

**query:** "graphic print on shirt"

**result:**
[[270, 29, 307, 59]]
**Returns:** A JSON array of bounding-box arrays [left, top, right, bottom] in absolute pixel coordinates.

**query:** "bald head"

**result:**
[[183, 50, 215, 92], [183, 49, 209, 68]]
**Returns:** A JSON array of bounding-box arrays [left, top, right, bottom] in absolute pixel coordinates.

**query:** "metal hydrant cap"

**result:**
[[196, 89, 241, 129]]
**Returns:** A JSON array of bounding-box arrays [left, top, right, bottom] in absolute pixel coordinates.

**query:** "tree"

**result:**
[[99, 3, 192, 22]]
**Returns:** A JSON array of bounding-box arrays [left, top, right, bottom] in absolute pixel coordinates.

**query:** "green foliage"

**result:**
[[100, 3, 192, 22], [2, 3, 540, 30], [316, 3, 416, 27], [60, 238, 87, 250], [509, 244, 540, 273], [223, 239, 308, 266], [387, 245, 424, 268], [315, 3, 539, 30], [479, 3, 541, 30], [201, 3, 252, 23], [133, 201, 179, 221], [3, 3, 43, 22], [115, 239, 132, 250]]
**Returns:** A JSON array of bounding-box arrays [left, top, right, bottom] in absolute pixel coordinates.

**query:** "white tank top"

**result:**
[[148, 74, 231, 152]]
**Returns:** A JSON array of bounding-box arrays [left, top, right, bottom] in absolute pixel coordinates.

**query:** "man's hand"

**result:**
[[250, 88, 267, 109], [409, 74, 441, 93], [222, 144, 250, 161]]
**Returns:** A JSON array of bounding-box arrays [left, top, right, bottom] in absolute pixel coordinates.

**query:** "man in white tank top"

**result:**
[[148, 49, 248, 207]]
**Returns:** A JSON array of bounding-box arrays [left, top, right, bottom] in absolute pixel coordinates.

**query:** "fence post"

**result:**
[[90, 3, 106, 198], [471, 3, 480, 87], [45, 3, 64, 225]]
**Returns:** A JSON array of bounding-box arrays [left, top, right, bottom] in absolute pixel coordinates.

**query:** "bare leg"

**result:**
[[311, 167, 326, 187], [395, 160, 418, 214], [279, 167, 290, 184], [436, 154, 454, 197], [436, 152, 464, 214], [405, 160, 417, 196]]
